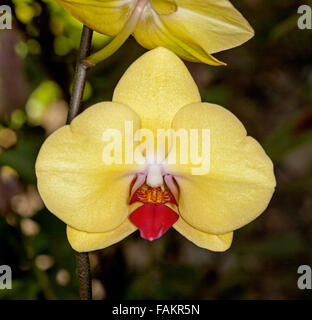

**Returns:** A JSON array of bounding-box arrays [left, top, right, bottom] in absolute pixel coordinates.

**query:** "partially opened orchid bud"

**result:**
[[35, 47, 275, 252], [54, 0, 254, 66]]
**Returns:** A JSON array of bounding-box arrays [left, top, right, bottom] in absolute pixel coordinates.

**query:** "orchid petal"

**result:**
[[67, 217, 138, 252], [134, 6, 225, 65], [173, 218, 233, 251], [133, 0, 253, 64], [166, 102, 276, 234], [113, 47, 201, 134], [36, 102, 143, 232], [54, 0, 134, 36], [161, 0, 254, 54]]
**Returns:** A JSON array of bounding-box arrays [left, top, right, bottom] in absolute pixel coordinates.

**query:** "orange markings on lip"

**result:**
[[130, 182, 177, 206], [137, 185, 172, 204]]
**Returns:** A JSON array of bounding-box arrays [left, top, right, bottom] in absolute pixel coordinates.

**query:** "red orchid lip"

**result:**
[[129, 178, 179, 241], [130, 203, 179, 241]]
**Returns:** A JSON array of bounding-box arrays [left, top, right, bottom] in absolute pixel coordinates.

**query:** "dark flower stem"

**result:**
[[75, 251, 92, 300], [67, 25, 93, 124], [66, 25, 94, 300]]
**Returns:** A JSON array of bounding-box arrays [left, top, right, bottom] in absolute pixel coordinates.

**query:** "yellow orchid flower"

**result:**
[[54, 0, 254, 66], [35, 47, 275, 252]]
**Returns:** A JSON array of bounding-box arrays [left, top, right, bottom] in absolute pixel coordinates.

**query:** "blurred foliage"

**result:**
[[0, 0, 312, 299]]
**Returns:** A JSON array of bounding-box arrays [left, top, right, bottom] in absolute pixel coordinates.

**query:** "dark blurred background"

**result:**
[[0, 0, 312, 299]]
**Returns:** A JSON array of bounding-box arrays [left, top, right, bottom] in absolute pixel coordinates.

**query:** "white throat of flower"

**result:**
[[130, 158, 179, 203]]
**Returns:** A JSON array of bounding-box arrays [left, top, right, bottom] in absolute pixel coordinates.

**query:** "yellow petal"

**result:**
[[173, 218, 233, 252], [166, 102, 276, 234], [162, 0, 254, 54], [134, 0, 253, 64], [151, 0, 178, 15], [54, 0, 134, 36], [134, 6, 225, 65], [113, 47, 201, 134], [36, 102, 142, 232], [67, 217, 137, 252]]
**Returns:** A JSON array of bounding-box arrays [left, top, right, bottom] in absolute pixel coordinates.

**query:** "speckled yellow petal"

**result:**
[[166, 102, 276, 234], [134, 0, 253, 64], [54, 0, 135, 36], [67, 218, 137, 252], [173, 218, 233, 252], [113, 47, 201, 133], [36, 102, 142, 232]]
